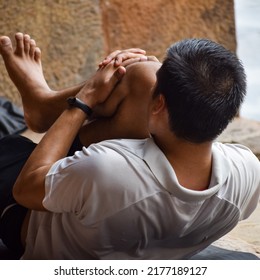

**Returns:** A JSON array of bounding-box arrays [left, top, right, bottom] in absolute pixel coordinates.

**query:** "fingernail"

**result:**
[[118, 66, 126, 76], [140, 56, 148, 62]]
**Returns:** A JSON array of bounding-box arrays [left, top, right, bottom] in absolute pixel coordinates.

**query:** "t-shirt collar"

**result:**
[[142, 138, 230, 202]]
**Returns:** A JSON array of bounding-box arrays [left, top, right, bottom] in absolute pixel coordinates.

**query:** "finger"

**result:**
[[114, 53, 147, 66], [108, 48, 146, 61], [99, 61, 126, 86], [147, 55, 159, 62], [114, 66, 126, 81], [121, 56, 148, 67], [100, 50, 122, 65], [119, 48, 146, 54], [99, 48, 146, 66], [100, 65, 126, 103]]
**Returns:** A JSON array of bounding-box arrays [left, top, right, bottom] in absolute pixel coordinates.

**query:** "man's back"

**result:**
[[22, 139, 260, 259]]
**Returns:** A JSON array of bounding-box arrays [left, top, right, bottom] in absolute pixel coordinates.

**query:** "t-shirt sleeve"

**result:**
[[239, 149, 260, 220], [42, 144, 136, 226], [43, 149, 97, 214], [228, 144, 260, 220], [42, 144, 119, 220]]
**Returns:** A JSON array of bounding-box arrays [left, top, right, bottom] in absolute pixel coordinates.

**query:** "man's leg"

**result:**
[[0, 33, 85, 133], [0, 135, 36, 256], [0, 136, 36, 214], [0, 33, 150, 135], [0, 33, 160, 148], [0, 133, 82, 256], [79, 61, 161, 146]]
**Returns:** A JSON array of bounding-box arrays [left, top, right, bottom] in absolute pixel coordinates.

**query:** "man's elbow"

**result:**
[[12, 180, 24, 205], [12, 179, 47, 211]]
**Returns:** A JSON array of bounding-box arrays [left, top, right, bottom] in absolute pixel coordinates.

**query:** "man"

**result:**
[[0, 33, 161, 258], [0, 33, 259, 259]]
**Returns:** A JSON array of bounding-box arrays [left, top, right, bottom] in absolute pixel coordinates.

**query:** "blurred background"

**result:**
[[235, 0, 260, 121]]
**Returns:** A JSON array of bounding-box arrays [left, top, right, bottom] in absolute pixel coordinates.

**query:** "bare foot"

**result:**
[[0, 33, 56, 132]]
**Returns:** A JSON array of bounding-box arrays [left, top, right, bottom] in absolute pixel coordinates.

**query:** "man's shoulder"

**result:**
[[213, 141, 260, 171], [213, 141, 258, 158], [95, 138, 149, 150], [86, 138, 150, 159], [48, 138, 150, 178]]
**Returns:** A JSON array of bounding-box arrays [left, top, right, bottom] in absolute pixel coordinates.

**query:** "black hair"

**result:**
[[154, 38, 246, 143]]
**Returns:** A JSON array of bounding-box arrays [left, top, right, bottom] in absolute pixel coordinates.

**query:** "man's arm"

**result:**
[[13, 62, 125, 211]]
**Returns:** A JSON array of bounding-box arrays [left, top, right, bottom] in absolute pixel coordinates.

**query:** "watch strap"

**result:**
[[67, 97, 93, 117]]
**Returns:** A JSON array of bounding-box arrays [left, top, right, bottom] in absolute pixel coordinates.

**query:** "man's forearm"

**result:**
[[13, 108, 86, 210], [13, 60, 125, 211]]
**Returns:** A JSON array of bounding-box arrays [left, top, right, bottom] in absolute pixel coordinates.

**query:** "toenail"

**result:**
[[15, 32, 23, 39], [0, 37, 10, 46]]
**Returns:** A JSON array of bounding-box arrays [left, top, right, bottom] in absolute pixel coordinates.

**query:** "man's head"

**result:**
[[153, 38, 247, 143]]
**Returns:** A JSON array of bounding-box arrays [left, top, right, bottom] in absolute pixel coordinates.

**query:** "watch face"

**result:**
[[67, 97, 76, 105]]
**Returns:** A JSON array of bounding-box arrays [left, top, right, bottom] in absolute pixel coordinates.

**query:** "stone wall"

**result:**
[[0, 0, 236, 107]]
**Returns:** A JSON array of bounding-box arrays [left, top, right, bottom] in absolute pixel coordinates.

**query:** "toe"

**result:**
[[29, 39, 36, 57], [24, 34, 31, 55], [0, 36, 13, 55], [34, 47, 41, 62], [14, 32, 24, 55]]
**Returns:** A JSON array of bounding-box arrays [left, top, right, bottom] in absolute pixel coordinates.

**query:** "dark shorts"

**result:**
[[0, 134, 82, 256]]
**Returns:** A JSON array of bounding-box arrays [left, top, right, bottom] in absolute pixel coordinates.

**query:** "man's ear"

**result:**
[[152, 94, 166, 115]]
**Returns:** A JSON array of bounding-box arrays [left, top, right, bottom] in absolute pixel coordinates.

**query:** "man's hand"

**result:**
[[76, 61, 126, 110], [99, 48, 146, 68], [99, 48, 159, 68]]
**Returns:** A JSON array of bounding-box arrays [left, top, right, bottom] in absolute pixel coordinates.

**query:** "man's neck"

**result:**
[[153, 134, 213, 191]]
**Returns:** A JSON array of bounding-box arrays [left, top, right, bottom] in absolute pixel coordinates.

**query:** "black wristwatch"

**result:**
[[67, 97, 93, 117]]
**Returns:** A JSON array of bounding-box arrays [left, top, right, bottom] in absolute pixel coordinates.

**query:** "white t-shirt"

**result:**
[[22, 138, 260, 259]]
